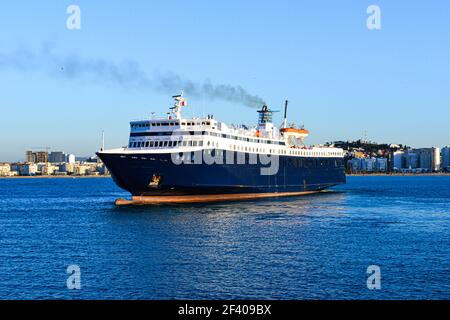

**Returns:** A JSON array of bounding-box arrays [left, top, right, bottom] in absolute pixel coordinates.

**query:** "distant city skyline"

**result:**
[[2, 1, 450, 162]]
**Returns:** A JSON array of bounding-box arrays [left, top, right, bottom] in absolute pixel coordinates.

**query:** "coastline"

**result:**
[[347, 173, 449, 177], [2, 174, 449, 179], [0, 175, 111, 179]]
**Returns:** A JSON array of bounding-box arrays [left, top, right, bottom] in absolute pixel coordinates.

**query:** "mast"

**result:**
[[171, 91, 187, 120], [101, 130, 105, 151], [283, 100, 288, 128]]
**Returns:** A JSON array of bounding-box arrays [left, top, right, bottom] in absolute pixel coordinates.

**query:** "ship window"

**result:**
[[206, 122, 210, 125], [149, 141, 154, 147], [163, 141, 168, 147], [145, 141, 150, 147], [193, 141, 198, 147]]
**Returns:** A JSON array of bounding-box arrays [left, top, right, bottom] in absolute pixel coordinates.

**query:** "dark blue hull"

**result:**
[[97, 151, 346, 196]]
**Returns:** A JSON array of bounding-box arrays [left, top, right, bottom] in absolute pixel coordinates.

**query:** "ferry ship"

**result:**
[[97, 94, 346, 205]]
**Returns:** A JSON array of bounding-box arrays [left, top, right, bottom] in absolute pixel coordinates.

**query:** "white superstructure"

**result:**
[[104, 94, 344, 159]]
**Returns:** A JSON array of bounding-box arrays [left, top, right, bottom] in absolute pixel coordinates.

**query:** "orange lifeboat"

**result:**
[[280, 127, 309, 139], [280, 128, 309, 135]]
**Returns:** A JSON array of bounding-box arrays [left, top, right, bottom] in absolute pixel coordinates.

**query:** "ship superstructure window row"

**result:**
[[131, 121, 215, 129], [129, 140, 206, 148], [129, 130, 286, 146], [128, 136, 342, 155], [128, 140, 342, 157]]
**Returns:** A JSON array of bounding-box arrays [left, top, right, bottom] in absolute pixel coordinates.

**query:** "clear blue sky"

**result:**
[[1, 1, 450, 162]]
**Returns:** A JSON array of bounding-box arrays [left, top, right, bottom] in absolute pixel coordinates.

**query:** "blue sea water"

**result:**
[[0, 176, 448, 300]]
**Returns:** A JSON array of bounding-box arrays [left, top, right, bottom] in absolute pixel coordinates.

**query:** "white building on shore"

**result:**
[[0, 163, 18, 176], [67, 154, 76, 164]]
